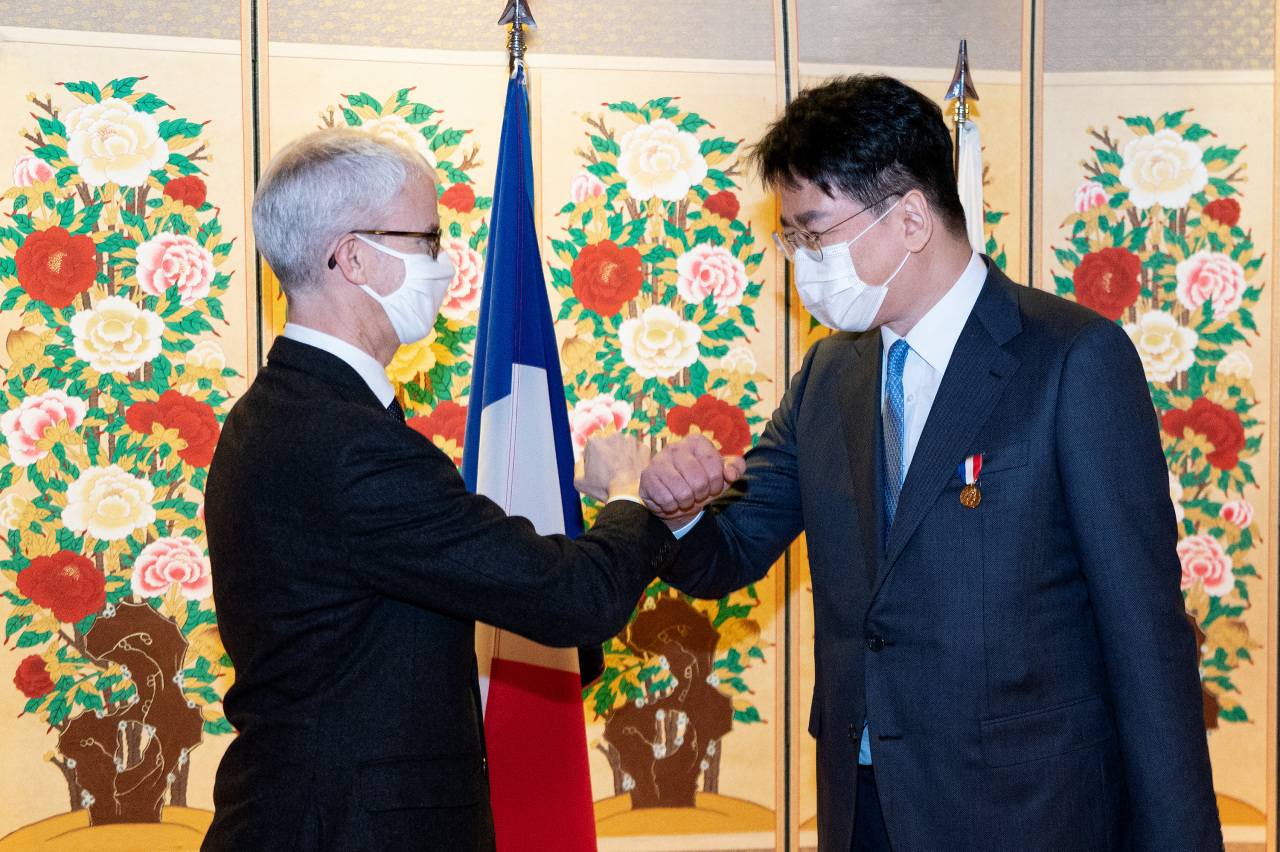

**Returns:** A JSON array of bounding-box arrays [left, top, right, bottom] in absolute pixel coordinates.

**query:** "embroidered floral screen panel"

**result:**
[[270, 58, 790, 839], [793, 8, 1029, 837], [1041, 8, 1275, 839], [537, 67, 785, 836], [0, 40, 253, 842]]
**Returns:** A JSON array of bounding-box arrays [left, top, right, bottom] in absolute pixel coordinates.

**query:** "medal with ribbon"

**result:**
[[958, 453, 982, 508]]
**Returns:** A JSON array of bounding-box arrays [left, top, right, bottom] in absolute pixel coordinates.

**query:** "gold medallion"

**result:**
[[960, 484, 981, 508]]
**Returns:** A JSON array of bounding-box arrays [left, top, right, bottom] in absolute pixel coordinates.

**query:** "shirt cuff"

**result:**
[[603, 499, 702, 538], [671, 511, 704, 539]]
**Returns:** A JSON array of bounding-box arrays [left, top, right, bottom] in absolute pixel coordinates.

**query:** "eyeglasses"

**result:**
[[772, 195, 896, 262], [327, 229, 442, 269]]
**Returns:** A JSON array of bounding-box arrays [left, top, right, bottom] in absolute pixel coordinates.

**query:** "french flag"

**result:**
[[461, 64, 597, 852]]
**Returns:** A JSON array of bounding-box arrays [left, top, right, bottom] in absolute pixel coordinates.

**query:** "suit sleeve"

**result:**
[[333, 424, 675, 648], [664, 344, 814, 600], [1055, 318, 1221, 850]]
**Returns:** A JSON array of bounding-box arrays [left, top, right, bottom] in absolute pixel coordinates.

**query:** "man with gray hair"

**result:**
[[201, 128, 677, 851]]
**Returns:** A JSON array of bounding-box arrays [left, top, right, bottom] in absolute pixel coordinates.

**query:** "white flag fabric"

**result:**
[[957, 120, 985, 254]]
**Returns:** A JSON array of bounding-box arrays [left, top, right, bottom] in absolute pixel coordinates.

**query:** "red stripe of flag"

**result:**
[[486, 658, 597, 852]]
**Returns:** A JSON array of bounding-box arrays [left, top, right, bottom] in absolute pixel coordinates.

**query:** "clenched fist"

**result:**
[[639, 434, 746, 528], [574, 432, 652, 503]]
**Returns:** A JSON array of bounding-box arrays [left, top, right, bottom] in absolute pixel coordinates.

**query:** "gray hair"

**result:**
[[252, 128, 434, 296]]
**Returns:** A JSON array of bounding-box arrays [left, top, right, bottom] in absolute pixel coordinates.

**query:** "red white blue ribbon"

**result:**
[[958, 453, 983, 485]]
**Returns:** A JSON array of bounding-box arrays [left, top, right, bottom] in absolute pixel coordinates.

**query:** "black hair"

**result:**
[[748, 75, 967, 236]]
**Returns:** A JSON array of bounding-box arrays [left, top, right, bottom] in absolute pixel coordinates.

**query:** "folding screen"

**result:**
[[1040, 4, 1275, 847], [0, 16, 253, 846], [0, 2, 1277, 851]]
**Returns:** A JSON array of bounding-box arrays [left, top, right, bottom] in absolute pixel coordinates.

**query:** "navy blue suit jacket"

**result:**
[[672, 263, 1221, 851]]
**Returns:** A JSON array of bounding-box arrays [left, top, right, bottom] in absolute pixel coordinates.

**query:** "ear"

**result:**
[[898, 189, 934, 253], [329, 234, 371, 286]]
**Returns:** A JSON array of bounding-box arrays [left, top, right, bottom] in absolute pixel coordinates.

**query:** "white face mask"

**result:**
[[793, 199, 910, 333], [355, 234, 456, 346]]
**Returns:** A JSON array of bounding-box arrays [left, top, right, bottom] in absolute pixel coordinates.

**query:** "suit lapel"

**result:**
[[873, 268, 1023, 600], [839, 331, 885, 588]]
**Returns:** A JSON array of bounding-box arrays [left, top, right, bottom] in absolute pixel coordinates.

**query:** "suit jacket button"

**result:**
[[867, 635, 884, 652], [848, 724, 858, 744]]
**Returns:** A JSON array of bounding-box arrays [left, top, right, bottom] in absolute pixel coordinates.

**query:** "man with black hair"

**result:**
[[639, 76, 1222, 852]]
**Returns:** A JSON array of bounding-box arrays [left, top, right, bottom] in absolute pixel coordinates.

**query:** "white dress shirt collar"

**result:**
[[881, 250, 987, 373], [281, 323, 396, 407]]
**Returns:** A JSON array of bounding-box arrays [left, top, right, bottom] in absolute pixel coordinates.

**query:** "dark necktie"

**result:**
[[387, 398, 406, 424]]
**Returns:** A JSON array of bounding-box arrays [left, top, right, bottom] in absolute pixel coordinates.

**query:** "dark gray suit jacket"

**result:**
[[202, 337, 675, 852], [672, 263, 1221, 851]]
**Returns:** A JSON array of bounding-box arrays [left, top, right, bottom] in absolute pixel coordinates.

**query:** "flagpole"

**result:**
[[499, 0, 536, 73], [945, 40, 979, 173], [947, 40, 987, 254]]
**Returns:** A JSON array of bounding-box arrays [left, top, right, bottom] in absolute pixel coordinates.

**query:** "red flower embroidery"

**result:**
[[439, 183, 476, 213], [17, 551, 106, 624], [1201, 198, 1240, 228], [571, 240, 643, 317], [14, 226, 98, 309], [409, 400, 468, 465], [1162, 397, 1247, 470], [126, 390, 221, 468], [703, 191, 740, 221], [13, 655, 55, 700], [163, 175, 208, 210], [1072, 247, 1141, 321], [667, 395, 752, 457]]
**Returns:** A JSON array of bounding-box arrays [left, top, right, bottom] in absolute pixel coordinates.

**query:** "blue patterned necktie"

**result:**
[[388, 398, 406, 424], [883, 339, 909, 537]]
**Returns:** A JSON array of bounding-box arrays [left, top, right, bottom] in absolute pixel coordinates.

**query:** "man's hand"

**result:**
[[639, 434, 746, 528], [575, 432, 652, 503]]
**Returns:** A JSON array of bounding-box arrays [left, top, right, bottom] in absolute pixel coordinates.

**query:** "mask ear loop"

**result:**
[[355, 232, 414, 260], [822, 198, 902, 262], [878, 250, 912, 289], [330, 233, 402, 271], [328, 234, 355, 270], [848, 198, 902, 246]]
